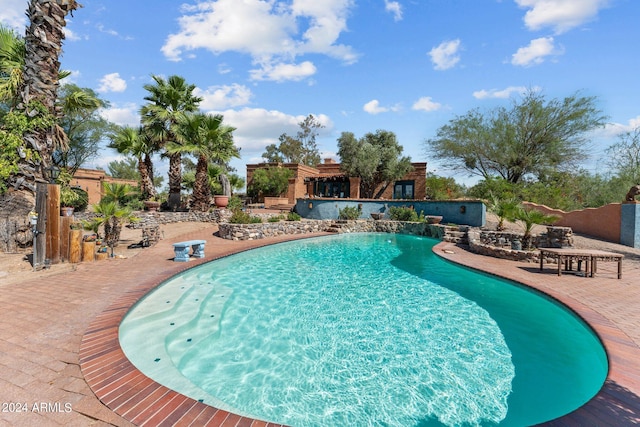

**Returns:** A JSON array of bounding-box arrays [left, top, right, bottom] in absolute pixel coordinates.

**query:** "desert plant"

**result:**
[[268, 215, 284, 222], [338, 205, 361, 220], [85, 199, 139, 248], [286, 212, 301, 221], [226, 195, 243, 212], [515, 207, 559, 249], [489, 195, 520, 231], [228, 210, 262, 224], [389, 206, 418, 222]]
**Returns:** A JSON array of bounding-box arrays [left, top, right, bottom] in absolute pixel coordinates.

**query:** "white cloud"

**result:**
[[0, 0, 27, 30], [412, 97, 442, 112], [63, 26, 81, 42], [600, 116, 640, 138], [95, 23, 133, 40], [511, 37, 562, 66], [207, 107, 333, 156], [473, 86, 537, 99], [250, 61, 317, 82], [364, 100, 386, 114], [195, 84, 253, 110], [384, 0, 403, 22], [161, 0, 358, 81], [515, 0, 611, 34], [429, 39, 461, 71], [97, 73, 127, 93], [99, 103, 140, 126]]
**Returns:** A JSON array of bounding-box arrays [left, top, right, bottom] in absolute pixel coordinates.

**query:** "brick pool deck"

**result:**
[[0, 225, 639, 426]]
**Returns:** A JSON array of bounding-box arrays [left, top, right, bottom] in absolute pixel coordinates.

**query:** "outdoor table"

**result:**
[[539, 248, 624, 279]]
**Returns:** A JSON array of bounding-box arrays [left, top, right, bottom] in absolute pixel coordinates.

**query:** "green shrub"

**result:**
[[389, 206, 419, 221], [229, 210, 262, 224], [227, 195, 243, 212], [287, 212, 301, 221], [268, 215, 284, 222], [69, 187, 89, 212], [126, 199, 145, 212], [338, 205, 361, 220]]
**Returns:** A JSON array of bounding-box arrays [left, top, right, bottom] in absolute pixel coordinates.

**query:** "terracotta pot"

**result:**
[[426, 215, 443, 224], [144, 200, 161, 211], [213, 195, 229, 208], [60, 206, 74, 217]]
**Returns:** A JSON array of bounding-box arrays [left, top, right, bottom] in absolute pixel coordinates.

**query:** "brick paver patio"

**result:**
[[0, 225, 639, 426]]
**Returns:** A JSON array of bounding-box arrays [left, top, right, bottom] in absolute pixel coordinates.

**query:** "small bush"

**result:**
[[338, 205, 361, 220], [268, 215, 284, 222], [126, 199, 145, 211], [389, 206, 419, 222], [229, 210, 262, 224], [287, 212, 301, 221], [227, 195, 243, 212]]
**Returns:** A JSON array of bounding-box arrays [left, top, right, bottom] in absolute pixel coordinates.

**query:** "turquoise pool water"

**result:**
[[120, 233, 608, 426]]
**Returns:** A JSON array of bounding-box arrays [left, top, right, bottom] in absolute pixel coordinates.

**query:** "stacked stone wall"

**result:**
[[467, 226, 573, 263]]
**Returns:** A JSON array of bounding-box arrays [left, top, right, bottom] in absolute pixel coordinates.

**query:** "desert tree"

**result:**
[[425, 89, 608, 183], [337, 129, 413, 199]]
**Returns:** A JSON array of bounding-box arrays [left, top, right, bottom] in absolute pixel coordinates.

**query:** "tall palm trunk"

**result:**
[[0, 0, 80, 253], [18, 0, 80, 185], [138, 153, 155, 199], [191, 154, 210, 212], [167, 152, 182, 210]]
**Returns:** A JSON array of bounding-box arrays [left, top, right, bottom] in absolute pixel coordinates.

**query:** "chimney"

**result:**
[[324, 158, 336, 164]]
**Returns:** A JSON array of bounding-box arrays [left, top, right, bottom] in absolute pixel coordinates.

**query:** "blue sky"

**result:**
[[1, 0, 638, 186]]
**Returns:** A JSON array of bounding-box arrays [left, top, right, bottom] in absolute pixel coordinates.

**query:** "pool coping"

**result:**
[[79, 235, 640, 426]]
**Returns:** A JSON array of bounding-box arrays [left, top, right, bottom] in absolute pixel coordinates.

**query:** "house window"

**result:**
[[315, 181, 350, 198], [394, 180, 414, 199]]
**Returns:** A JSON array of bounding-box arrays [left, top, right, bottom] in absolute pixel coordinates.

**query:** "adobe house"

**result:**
[[71, 168, 138, 205], [246, 159, 427, 206]]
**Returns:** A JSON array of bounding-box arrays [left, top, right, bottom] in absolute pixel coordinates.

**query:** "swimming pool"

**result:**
[[120, 233, 608, 426]]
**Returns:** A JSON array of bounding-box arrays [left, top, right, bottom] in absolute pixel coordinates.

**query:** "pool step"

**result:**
[[327, 220, 349, 233], [444, 230, 469, 245]]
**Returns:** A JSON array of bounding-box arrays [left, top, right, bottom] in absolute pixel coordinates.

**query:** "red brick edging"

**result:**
[[80, 236, 640, 426]]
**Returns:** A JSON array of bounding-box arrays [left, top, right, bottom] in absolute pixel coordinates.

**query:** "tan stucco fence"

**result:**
[[524, 201, 630, 245]]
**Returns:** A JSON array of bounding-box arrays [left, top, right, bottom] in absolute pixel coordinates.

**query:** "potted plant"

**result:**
[[60, 186, 81, 216], [213, 194, 229, 208]]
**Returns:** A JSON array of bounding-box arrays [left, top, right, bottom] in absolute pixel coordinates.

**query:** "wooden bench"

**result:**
[[539, 248, 624, 279], [172, 240, 206, 262]]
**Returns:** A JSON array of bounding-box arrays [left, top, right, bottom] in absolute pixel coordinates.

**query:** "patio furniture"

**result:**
[[539, 248, 624, 279], [172, 240, 206, 262]]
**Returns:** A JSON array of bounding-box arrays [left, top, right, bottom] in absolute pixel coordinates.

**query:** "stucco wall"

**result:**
[[296, 199, 486, 227], [71, 168, 138, 206], [523, 201, 621, 243]]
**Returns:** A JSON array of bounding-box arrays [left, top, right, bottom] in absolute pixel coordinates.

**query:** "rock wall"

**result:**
[[219, 220, 333, 240], [467, 226, 573, 263], [218, 219, 469, 243]]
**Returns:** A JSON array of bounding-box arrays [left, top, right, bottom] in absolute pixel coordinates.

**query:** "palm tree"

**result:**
[[171, 113, 238, 211], [0, 25, 26, 110], [140, 75, 202, 211], [19, 0, 81, 173], [0, 0, 79, 253], [109, 126, 158, 199], [489, 195, 520, 231], [84, 182, 139, 250], [89, 200, 138, 249], [515, 206, 559, 249]]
